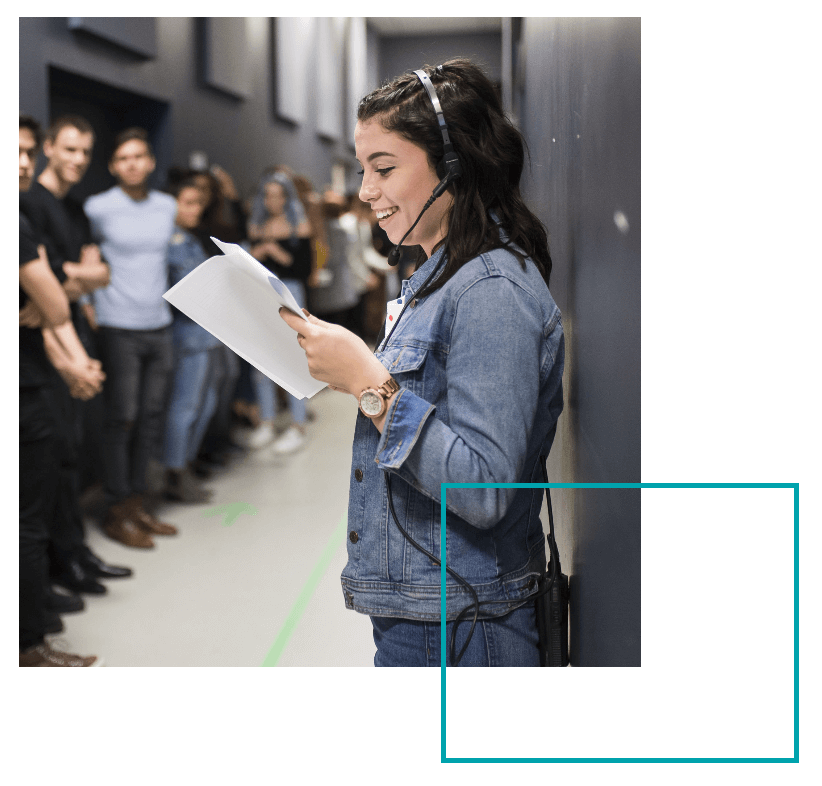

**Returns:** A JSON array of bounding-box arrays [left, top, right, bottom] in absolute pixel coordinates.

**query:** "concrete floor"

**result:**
[[48, 388, 376, 667]]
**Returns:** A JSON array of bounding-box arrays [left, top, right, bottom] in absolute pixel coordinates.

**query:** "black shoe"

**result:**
[[79, 550, 133, 579], [197, 449, 228, 467], [51, 559, 107, 595], [165, 468, 213, 503], [44, 611, 64, 634], [46, 586, 84, 614], [190, 459, 214, 479]]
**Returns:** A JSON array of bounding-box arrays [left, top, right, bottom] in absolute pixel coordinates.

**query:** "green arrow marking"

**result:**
[[202, 502, 258, 526]]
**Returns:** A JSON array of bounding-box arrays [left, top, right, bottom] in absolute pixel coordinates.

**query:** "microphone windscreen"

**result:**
[[387, 245, 401, 267]]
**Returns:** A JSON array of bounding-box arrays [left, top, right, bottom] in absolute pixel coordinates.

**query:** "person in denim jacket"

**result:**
[[163, 179, 220, 502], [281, 59, 564, 666]]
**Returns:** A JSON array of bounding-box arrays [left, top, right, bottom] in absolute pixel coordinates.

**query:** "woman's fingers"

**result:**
[[279, 307, 314, 335]]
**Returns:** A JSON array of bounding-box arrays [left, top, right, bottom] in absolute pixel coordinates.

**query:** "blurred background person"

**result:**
[[338, 193, 400, 344], [19, 114, 130, 600], [309, 189, 360, 332], [18, 114, 106, 373], [337, 192, 379, 339], [292, 173, 328, 293], [243, 170, 313, 454], [19, 113, 100, 666], [190, 163, 248, 253], [85, 127, 179, 549], [192, 165, 245, 471], [162, 177, 220, 501]]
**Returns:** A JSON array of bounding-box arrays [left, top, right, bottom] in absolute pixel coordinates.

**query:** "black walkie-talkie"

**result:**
[[535, 456, 570, 666]]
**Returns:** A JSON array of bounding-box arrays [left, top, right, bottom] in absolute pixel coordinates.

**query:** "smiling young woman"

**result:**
[[280, 58, 564, 667], [355, 119, 452, 257]]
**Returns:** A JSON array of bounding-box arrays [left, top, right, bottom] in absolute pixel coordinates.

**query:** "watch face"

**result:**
[[359, 390, 383, 417]]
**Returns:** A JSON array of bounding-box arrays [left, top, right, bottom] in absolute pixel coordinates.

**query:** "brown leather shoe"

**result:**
[[20, 642, 101, 667], [104, 502, 155, 548], [125, 495, 178, 536]]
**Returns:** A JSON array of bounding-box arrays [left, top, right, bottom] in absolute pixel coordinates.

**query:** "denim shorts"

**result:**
[[370, 603, 540, 667]]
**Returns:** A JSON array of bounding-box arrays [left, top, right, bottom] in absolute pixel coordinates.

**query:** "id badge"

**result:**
[[386, 296, 404, 326]]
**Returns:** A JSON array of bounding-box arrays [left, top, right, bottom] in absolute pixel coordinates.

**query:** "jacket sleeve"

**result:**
[[374, 275, 545, 530], [166, 238, 191, 288]]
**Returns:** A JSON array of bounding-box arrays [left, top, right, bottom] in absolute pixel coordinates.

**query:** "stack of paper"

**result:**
[[163, 238, 327, 400]]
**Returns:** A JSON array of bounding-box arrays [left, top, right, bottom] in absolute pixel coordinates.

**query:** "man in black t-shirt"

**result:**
[[20, 116, 131, 660], [19, 115, 110, 317], [23, 117, 110, 501], [19, 114, 100, 666]]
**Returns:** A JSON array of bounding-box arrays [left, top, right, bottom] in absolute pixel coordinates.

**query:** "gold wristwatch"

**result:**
[[358, 377, 400, 418]]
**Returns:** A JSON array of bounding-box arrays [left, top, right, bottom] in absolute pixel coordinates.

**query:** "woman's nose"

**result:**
[[359, 177, 378, 203]]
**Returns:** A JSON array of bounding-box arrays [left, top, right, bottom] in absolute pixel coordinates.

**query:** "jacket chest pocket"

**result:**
[[380, 344, 430, 396]]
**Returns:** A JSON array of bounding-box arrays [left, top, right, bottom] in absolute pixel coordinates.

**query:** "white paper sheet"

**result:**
[[162, 238, 327, 400]]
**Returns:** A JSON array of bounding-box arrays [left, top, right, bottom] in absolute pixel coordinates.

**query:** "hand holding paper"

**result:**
[[279, 307, 391, 397], [163, 238, 326, 400]]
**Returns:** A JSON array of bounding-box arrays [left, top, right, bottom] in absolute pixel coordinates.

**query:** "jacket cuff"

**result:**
[[374, 388, 436, 470]]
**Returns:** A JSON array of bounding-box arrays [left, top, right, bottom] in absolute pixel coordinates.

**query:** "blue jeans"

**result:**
[[164, 344, 220, 470], [251, 279, 307, 424], [370, 603, 540, 667]]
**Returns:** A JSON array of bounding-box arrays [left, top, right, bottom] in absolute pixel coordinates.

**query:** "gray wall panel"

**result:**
[[67, 17, 157, 58], [203, 17, 251, 98], [522, 17, 641, 666], [274, 17, 314, 124], [316, 17, 345, 140], [379, 32, 502, 83]]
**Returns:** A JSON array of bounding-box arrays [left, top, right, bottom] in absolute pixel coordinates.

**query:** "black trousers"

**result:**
[[97, 326, 174, 507], [20, 375, 99, 650], [41, 380, 88, 570], [19, 386, 59, 650]]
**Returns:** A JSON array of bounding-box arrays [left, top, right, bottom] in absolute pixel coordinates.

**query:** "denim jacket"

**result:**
[[341, 241, 565, 621], [167, 229, 221, 353]]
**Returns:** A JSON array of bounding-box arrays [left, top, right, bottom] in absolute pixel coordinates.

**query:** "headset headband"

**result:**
[[413, 68, 452, 148]]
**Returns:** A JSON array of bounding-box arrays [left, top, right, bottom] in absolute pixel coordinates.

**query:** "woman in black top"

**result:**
[[245, 173, 313, 454]]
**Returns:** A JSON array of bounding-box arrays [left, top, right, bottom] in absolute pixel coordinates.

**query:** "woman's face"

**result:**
[[192, 173, 213, 206], [176, 186, 206, 230], [264, 181, 287, 218], [355, 118, 453, 258]]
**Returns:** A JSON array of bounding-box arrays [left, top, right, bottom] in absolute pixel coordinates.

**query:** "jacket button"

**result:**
[[354, 468, 363, 482], [410, 299, 417, 308], [527, 578, 536, 590], [349, 531, 359, 543]]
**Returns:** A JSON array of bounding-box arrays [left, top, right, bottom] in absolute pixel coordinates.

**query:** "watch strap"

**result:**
[[376, 377, 400, 401]]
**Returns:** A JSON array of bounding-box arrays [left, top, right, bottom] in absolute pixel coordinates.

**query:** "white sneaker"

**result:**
[[245, 421, 275, 449], [270, 425, 306, 455]]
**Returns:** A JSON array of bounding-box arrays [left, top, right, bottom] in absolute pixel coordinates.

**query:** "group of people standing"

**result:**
[[18, 112, 397, 666]]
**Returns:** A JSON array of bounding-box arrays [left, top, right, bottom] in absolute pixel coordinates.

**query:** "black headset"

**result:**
[[375, 65, 559, 666], [386, 66, 463, 267]]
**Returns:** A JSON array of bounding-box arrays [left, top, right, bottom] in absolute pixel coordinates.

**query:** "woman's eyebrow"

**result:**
[[354, 153, 396, 164]]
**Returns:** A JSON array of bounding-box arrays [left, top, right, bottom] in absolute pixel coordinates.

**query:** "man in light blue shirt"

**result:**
[[85, 127, 179, 547]]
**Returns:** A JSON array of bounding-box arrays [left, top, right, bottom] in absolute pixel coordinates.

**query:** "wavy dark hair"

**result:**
[[357, 58, 552, 297]]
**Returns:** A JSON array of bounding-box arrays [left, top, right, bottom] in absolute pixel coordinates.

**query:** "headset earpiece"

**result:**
[[414, 68, 463, 188]]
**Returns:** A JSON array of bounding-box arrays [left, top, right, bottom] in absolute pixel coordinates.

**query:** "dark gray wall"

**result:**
[[19, 17, 361, 201], [378, 32, 502, 84], [520, 18, 641, 666]]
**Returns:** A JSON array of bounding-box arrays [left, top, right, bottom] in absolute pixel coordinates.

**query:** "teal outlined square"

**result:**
[[439, 482, 799, 763]]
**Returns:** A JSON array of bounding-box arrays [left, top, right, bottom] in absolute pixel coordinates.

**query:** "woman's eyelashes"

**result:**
[[356, 166, 395, 177]]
